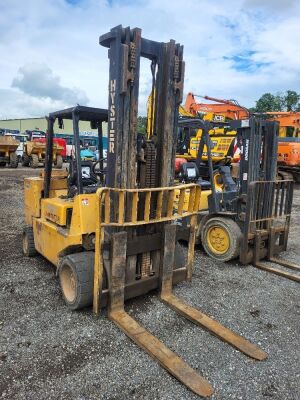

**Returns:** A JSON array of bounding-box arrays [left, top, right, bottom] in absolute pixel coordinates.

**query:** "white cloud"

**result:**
[[12, 63, 89, 104], [0, 0, 299, 118]]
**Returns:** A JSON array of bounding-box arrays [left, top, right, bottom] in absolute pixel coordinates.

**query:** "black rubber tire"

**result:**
[[201, 217, 242, 262], [0, 162, 6, 167], [9, 152, 18, 168], [22, 153, 30, 166], [58, 252, 107, 311], [30, 154, 39, 168], [22, 226, 37, 257], [55, 154, 63, 169]]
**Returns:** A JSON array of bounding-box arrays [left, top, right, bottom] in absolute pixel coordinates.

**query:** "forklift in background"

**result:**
[[178, 117, 300, 283], [23, 25, 267, 397]]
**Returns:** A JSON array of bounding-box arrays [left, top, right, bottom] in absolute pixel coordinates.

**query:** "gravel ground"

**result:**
[[0, 167, 299, 400]]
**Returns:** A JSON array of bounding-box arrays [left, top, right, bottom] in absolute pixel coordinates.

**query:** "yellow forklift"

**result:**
[[176, 117, 300, 282], [23, 25, 267, 397]]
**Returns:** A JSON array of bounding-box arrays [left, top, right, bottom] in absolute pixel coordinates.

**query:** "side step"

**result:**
[[254, 257, 300, 283]]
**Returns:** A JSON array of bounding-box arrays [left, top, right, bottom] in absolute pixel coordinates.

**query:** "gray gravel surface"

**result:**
[[0, 167, 299, 400]]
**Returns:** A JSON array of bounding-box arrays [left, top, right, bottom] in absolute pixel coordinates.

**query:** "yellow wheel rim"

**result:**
[[207, 225, 230, 255]]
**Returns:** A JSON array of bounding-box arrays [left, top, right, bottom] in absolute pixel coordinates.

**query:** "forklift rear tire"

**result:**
[[201, 217, 242, 262], [9, 152, 18, 168], [55, 155, 63, 169], [58, 252, 107, 311], [22, 227, 37, 257], [30, 154, 39, 168]]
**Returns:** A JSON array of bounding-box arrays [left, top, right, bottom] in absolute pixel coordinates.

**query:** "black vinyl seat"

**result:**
[[67, 160, 100, 196], [197, 179, 211, 190]]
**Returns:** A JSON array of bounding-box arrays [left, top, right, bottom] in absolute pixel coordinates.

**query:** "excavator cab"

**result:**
[[23, 25, 267, 397]]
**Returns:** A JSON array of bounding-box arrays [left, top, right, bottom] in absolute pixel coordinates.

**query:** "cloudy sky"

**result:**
[[0, 0, 299, 119]]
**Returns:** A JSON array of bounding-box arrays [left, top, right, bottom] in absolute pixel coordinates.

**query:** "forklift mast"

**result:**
[[238, 118, 278, 195], [100, 25, 184, 190], [192, 117, 280, 215]]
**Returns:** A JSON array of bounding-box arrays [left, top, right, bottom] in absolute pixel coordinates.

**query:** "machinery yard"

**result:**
[[0, 166, 299, 400], [1, 4, 300, 398]]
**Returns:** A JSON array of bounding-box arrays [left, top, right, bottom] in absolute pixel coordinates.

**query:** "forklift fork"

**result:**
[[160, 224, 267, 361], [93, 186, 267, 397], [108, 230, 213, 398], [107, 226, 266, 397], [245, 180, 300, 283], [253, 229, 300, 283]]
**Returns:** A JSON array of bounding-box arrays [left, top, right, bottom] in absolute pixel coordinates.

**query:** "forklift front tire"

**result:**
[[201, 217, 242, 262], [58, 252, 107, 311], [23, 227, 37, 257]]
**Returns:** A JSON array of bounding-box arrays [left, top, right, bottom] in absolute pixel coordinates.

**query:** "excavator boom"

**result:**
[[184, 92, 249, 120]]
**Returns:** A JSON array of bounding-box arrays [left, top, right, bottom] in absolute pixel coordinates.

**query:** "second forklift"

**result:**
[[178, 117, 300, 283]]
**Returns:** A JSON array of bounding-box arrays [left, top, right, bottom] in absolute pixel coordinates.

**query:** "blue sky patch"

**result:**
[[223, 51, 272, 72], [65, 0, 82, 5]]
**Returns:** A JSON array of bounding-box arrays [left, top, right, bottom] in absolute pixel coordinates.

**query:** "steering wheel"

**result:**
[[92, 158, 107, 177]]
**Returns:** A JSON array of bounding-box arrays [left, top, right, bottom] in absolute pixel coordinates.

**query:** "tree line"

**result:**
[[250, 90, 300, 113]]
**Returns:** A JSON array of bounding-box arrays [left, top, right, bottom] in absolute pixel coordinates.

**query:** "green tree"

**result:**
[[254, 90, 300, 112], [283, 90, 300, 111], [137, 116, 147, 134], [255, 93, 282, 112]]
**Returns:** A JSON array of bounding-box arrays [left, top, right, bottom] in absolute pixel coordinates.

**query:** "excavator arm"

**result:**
[[184, 92, 249, 120]]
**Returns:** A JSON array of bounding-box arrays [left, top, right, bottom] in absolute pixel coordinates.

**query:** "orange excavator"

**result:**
[[184, 93, 300, 181], [178, 93, 250, 170], [265, 112, 300, 181], [184, 92, 249, 120]]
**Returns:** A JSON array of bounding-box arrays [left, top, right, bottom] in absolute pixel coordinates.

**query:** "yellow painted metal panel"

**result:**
[[43, 198, 73, 226], [32, 218, 82, 266]]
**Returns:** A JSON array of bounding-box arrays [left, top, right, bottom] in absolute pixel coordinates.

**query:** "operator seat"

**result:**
[[67, 160, 100, 197], [180, 162, 211, 190]]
